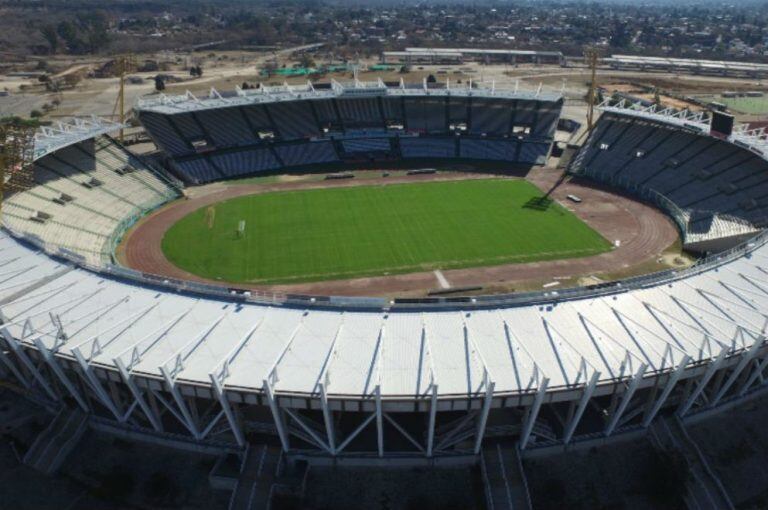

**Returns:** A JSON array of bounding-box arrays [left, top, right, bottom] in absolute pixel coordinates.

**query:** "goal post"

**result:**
[[205, 205, 216, 229]]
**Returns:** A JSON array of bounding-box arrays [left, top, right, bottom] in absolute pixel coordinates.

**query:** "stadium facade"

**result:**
[[2, 81, 768, 464]]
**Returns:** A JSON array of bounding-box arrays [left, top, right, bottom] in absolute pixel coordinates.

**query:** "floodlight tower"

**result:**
[[0, 121, 37, 219], [112, 55, 137, 142], [584, 46, 600, 132]]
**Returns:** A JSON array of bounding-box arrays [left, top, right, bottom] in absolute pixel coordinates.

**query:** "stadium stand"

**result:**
[[210, 148, 281, 178], [400, 136, 457, 158], [136, 111, 192, 156], [403, 97, 446, 133], [459, 138, 518, 161], [3, 134, 178, 264], [274, 141, 339, 167], [195, 108, 258, 147], [174, 158, 221, 184], [269, 101, 322, 139], [335, 97, 384, 128], [340, 137, 393, 154], [571, 106, 767, 249], [136, 83, 564, 183], [241, 104, 276, 134], [519, 141, 552, 165], [170, 112, 208, 147], [469, 98, 513, 135]]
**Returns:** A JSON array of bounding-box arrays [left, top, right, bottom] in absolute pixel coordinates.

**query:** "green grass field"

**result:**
[[719, 96, 768, 115], [698, 95, 768, 115], [162, 179, 612, 284]]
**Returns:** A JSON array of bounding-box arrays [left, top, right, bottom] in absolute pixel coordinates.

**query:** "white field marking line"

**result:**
[[434, 269, 451, 289]]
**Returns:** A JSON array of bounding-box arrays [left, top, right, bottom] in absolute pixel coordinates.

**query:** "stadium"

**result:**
[[3, 78, 768, 490]]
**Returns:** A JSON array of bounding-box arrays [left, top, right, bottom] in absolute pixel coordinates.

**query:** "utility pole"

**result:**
[[584, 46, 600, 132]]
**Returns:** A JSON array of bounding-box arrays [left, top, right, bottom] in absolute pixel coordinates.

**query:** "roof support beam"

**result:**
[[71, 348, 122, 421], [263, 378, 290, 452], [678, 345, 729, 416], [0, 344, 31, 389], [209, 374, 245, 448], [563, 370, 600, 444], [739, 353, 768, 397], [605, 363, 647, 436], [33, 338, 88, 411], [1, 328, 57, 401], [375, 385, 384, 458], [426, 383, 438, 457], [474, 372, 495, 454], [150, 389, 193, 430], [336, 413, 376, 454], [519, 377, 549, 450], [315, 319, 344, 455], [160, 368, 200, 437], [319, 381, 335, 455], [712, 338, 764, 406], [642, 355, 691, 428], [113, 362, 163, 431], [383, 413, 425, 453], [283, 408, 332, 454], [209, 320, 263, 389], [435, 411, 478, 452]]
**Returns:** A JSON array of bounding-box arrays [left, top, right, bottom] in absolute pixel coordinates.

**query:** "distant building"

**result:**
[[381, 47, 564, 66], [607, 54, 768, 78]]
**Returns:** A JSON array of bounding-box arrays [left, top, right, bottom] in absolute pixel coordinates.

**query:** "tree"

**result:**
[[610, 21, 632, 49], [62, 73, 81, 89], [56, 20, 80, 53], [154, 76, 165, 92], [426, 74, 437, 83], [82, 11, 110, 53], [40, 25, 58, 54], [261, 60, 278, 77], [299, 53, 316, 69]]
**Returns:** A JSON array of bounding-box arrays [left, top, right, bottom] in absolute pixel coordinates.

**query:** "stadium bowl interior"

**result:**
[[2, 81, 768, 461]]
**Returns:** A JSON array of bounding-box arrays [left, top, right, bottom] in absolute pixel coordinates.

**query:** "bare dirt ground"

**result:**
[[118, 167, 680, 298]]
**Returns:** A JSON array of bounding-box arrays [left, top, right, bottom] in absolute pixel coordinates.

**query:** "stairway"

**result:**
[[481, 444, 532, 510], [23, 407, 88, 475], [228, 445, 281, 510], [649, 416, 734, 510]]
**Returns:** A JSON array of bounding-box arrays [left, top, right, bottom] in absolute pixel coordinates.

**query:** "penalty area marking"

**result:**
[[434, 269, 451, 289]]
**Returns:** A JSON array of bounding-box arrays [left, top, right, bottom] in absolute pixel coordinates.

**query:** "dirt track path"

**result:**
[[118, 169, 679, 297]]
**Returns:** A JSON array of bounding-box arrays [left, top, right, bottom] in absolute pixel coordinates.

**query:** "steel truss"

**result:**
[[1, 302, 767, 458]]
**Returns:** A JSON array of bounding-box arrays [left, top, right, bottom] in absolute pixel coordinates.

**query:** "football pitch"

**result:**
[[162, 179, 612, 284], [698, 95, 768, 115]]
